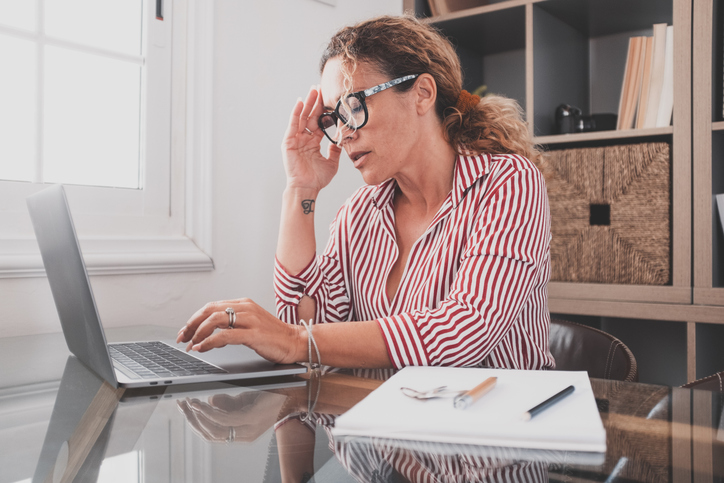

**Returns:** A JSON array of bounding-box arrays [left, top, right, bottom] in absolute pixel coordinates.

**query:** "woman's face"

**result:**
[[320, 57, 420, 186]]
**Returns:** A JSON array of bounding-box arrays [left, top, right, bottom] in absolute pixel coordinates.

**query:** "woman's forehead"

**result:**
[[320, 58, 383, 108]]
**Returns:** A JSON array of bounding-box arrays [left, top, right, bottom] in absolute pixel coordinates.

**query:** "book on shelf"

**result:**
[[655, 25, 674, 128], [617, 24, 674, 130], [643, 23, 668, 128], [617, 36, 645, 130], [635, 36, 653, 129], [616, 37, 634, 130]]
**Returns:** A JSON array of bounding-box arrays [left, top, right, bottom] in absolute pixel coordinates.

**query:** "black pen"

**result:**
[[521, 385, 575, 421]]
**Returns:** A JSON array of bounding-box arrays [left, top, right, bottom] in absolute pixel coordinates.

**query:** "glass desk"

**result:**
[[0, 327, 722, 483]]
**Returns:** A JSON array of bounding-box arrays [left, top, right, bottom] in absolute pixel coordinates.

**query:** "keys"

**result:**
[[110, 341, 227, 379]]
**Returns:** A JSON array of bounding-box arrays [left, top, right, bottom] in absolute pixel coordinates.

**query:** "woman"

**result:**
[[177, 15, 553, 371]]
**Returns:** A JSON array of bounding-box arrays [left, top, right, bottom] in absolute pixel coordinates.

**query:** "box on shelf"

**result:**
[[545, 142, 671, 285]]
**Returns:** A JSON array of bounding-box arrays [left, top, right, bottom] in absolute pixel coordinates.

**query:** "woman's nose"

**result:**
[[337, 123, 357, 146]]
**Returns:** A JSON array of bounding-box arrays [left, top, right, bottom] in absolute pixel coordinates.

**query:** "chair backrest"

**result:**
[[549, 318, 638, 382], [682, 372, 724, 391]]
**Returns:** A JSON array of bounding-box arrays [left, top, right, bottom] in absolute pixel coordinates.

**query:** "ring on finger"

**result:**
[[304, 127, 314, 135], [225, 307, 236, 329]]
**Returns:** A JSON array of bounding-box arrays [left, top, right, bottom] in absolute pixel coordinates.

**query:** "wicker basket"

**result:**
[[545, 142, 671, 285]]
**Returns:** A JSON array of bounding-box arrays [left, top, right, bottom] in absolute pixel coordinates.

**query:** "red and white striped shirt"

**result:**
[[275, 153, 553, 370]]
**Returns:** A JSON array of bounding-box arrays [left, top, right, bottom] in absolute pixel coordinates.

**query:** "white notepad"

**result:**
[[332, 366, 606, 454]]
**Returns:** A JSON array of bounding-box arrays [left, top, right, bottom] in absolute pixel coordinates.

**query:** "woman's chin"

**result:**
[[359, 170, 385, 186]]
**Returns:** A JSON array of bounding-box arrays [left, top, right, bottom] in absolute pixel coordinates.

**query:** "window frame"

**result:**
[[0, 0, 214, 278]]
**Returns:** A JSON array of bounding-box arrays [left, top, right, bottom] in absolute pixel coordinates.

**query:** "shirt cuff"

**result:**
[[376, 314, 430, 369], [274, 256, 323, 306]]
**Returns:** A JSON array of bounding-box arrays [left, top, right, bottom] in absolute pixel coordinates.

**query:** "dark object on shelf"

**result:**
[[555, 104, 617, 134], [546, 142, 671, 285]]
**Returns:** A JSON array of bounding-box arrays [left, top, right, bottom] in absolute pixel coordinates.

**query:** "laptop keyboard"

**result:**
[[109, 341, 228, 380]]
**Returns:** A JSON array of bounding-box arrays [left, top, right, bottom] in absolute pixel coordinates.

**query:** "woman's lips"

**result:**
[[349, 151, 370, 167]]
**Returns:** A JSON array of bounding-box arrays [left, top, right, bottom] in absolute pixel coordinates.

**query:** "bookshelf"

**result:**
[[693, 0, 724, 377], [406, 0, 724, 381]]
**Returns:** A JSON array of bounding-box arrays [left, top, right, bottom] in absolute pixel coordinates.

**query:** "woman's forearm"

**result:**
[[277, 187, 319, 323], [301, 320, 393, 369], [276, 187, 319, 275]]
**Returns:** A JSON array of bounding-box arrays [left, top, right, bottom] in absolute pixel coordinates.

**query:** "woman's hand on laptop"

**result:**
[[176, 298, 305, 364]]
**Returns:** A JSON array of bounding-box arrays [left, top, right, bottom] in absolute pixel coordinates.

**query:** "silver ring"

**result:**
[[304, 127, 314, 135], [225, 307, 236, 329], [226, 426, 235, 443]]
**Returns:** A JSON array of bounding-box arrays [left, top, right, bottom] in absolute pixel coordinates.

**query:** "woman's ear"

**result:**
[[412, 73, 437, 115]]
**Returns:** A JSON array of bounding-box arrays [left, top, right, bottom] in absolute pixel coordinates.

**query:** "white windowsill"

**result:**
[[0, 237, 213, 278]]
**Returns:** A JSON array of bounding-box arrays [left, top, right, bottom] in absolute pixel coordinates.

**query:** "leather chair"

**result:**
[[549, 318, 638, 382], [682, 371, 724, 391]]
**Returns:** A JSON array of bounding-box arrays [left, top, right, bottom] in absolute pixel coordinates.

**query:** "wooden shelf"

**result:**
[[712, 120, 724, 131], [535, 126, 673, 145], [549, 283, 690, 304], [421, 0, 531, 23], [693, 0, 724, 309], [549, 298, 724, 324], [694, 288, 724, 306]]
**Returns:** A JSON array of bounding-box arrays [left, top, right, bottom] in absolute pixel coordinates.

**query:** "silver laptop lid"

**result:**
[[27, 184, 118, 386]]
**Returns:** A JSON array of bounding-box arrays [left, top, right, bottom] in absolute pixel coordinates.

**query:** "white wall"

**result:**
[[0, 0, 402, 338]]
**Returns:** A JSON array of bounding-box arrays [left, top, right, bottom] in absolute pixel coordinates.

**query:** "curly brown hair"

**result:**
[[320, 15, 544, 170]]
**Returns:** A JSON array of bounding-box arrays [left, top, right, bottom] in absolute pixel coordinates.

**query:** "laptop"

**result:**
[[27, 184, 306, 389]]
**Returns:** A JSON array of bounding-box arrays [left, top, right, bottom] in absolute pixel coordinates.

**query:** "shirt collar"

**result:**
[[370, 152, 492, 210], [371, 177, 398, 210], [451, 152, 492, 206]]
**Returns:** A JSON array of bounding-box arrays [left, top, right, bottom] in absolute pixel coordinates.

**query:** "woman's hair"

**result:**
[[320, 15, 543, 170]]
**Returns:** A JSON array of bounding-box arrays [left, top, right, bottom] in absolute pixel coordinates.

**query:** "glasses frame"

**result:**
[[318, 74, 419, 145]]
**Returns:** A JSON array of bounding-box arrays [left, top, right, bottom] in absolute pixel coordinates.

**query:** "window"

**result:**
[[0, 0, 214, 277], [1, 0, 144, 188]]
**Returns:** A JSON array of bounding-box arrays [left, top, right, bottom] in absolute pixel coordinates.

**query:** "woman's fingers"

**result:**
[[297, 87, 318, 134], [178, 299, 302, 364], [177, 299, 243, 343], [185, 309, 239, 352], [283, 97, 305, 143], [188, 326, 238, 353]]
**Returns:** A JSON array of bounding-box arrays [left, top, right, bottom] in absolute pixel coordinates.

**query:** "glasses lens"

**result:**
[[337, 96, 365, 129], [319, 113, 339, 143]]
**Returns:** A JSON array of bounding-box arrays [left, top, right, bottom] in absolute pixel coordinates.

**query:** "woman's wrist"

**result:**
[[289, 323, 309, 365], [283, 186, 320, 202]]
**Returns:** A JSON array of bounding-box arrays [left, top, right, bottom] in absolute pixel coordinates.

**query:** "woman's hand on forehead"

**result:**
[[280, 85, 341, 192]]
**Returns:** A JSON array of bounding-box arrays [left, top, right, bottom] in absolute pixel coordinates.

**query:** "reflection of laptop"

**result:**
[[34, 356, 292, 483], [27, 184, 306, 388]]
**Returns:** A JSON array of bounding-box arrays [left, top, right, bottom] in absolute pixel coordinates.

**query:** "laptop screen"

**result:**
[[27, 185, 118, 386]]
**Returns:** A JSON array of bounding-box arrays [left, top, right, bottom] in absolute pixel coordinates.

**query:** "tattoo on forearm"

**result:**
[[301, 199, 315, 214]]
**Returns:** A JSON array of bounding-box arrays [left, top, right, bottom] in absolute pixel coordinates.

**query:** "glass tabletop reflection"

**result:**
[[10, 357, 724, 483]]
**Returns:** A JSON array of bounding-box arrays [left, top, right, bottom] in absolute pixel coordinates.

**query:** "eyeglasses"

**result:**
[[318, 74, 419, 144]]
